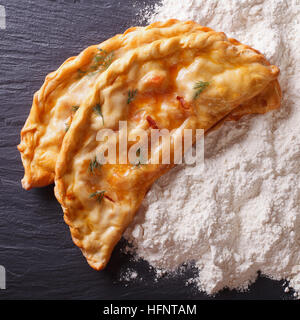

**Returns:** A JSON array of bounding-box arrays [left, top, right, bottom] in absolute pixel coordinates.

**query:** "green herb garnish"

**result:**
[[76, 49, 114, 79], [127, 89, 138, 104], [193, 81, 210, 100], [89, 191, 106, 203], [65, 123, 70, 132], [93, 48, 114, 70], [72, 105, 79, 112], [93, 104, 104, 125], [136, 148, 142, 167], [89, 157, 101, 174], [77, 69, 86, 79], [134, 148, 146, 167]]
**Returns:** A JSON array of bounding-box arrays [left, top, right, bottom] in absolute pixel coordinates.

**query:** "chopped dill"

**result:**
[[127, 89, 138, 104], [89, 190, 106, 203], [76, 49, 114, 79], [65, 123, 70, 132], [193, 81, 210, 100], [89, 157, 101, 174], [93, 104, 104, 125], [72, 105, 79, 112]]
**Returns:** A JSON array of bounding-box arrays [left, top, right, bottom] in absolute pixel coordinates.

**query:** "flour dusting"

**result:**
[[124, 0, 300, 297]]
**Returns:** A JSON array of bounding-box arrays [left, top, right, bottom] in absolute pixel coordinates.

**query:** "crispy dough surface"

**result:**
[[18, 20, 217, 190], [53, 20, 281, 270]]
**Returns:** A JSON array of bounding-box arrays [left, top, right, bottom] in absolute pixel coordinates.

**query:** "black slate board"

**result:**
[[0, 0, 295, 300]]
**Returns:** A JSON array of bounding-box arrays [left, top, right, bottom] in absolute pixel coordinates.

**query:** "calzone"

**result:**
[[54, 21, 281, 270]]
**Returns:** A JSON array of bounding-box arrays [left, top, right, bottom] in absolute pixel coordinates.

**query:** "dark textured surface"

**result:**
[[0, 0, 295, 300]]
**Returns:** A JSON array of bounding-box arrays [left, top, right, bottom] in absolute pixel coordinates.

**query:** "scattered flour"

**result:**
[[124, 0, 300, 297], [120, 269, 139, 282]]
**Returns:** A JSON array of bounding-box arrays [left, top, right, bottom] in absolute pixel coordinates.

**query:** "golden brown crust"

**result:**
[[53, 20, 281, 270], [227, 80, 281, 120]]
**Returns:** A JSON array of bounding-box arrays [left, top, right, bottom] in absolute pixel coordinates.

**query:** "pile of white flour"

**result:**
[[124, 0, 300, 297]]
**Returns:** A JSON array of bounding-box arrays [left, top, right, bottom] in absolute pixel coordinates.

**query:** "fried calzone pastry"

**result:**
[[18, 20, 222, 190], [54, 22, 281, 270]]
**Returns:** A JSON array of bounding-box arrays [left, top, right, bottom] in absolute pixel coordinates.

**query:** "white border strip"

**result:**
[[0, 265, 5, 290], [0, 5, 6, 30]]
